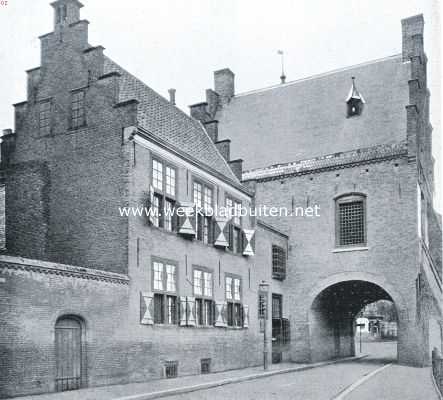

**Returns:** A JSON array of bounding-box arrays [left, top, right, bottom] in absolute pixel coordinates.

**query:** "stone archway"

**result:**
[[290, 272, 415, 364], [309, 280, 397, 362]]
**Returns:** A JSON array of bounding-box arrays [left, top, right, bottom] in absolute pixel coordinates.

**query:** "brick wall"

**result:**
[[251, 156, 428, 365], [3, 17, 134, 274], [0, 258, 129, 398]]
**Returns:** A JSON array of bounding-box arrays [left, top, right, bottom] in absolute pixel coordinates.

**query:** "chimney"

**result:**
[[401, 14, 424, 61], [215, 139, 230, 161], [203, 120, 218, 143], [51, 0, 83, 28], [229, 159, 243, 181], [168, 88, 176, 105], [214, 68, 235, 106]]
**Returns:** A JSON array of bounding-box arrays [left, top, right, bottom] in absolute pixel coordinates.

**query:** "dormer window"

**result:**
[[346, 77, 365, 117]]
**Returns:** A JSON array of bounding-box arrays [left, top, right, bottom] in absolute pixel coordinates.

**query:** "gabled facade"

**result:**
[[0, 1, 288, 397]]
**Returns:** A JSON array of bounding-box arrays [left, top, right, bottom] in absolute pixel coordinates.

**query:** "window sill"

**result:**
[[333, 246, 369, 253], [67, 126, 88, 133]]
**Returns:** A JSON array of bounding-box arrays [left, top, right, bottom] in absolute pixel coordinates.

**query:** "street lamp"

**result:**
[[259, 281, 270, 370]]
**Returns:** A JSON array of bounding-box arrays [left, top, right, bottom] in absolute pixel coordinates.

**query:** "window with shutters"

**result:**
[[225, 274, 243, 327], [272, 245, 286, 280], [193, 180, 214, 244], [193, 267, 214, 326], [226, 196, 242, 254], [39, 99, 52, 136], [151, 157, 177, 231], [336, 194, 366, 247], [70, 90, 86, 129], [152, 259, 178, 324]]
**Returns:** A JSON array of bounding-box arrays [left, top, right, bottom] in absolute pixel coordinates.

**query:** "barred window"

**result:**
[[336, 194, 366, 246], [272, 245, 286, 280], [39, 100, 51, 135], [71, 90, 86, 129]]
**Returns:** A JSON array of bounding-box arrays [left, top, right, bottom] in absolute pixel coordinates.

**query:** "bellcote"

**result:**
[[51, 0, 83, 27], [345, 77, 365, 117]]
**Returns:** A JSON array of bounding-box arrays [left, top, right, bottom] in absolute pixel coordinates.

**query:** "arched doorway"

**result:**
[[309, 280, 398, 362], [55, 315, 85, 391]]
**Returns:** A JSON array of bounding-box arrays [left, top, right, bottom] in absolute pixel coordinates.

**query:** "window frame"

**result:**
[[192, 177, 214, 245], [335, 193, 367, 248], [151, 155, 178, 231], [70, 88, 87, 130], [193, 266, 214, 326], [225, 273, 243, 328], [151, 257, 179, 325], [225, 194, 243, 254], [272, 245, 287, 280], [346, 98, 363, 118]]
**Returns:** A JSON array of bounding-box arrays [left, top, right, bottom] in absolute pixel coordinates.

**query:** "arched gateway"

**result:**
[[291, 272, 418, 365]]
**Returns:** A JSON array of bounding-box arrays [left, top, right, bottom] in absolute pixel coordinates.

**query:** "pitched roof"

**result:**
[[216, 55, 411, 171], [103, 57, 240, 184]]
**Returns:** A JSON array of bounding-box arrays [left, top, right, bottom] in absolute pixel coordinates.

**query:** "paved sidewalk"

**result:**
[[8, 356, 365, 400]]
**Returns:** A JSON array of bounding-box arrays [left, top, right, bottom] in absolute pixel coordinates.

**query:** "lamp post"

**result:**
[[259, 281, 270, 370]]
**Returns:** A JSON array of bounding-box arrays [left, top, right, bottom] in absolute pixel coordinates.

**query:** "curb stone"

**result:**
[[116, 355, 368, 400]]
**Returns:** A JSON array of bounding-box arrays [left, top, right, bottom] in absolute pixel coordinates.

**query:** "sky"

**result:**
[[0, 0, 441, 211]]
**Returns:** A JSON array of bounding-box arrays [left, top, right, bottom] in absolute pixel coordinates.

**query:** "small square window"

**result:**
[[165, 361, 178, 378]]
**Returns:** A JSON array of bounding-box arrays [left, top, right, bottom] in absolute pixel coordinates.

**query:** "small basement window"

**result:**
[[201, 358, 211, 374], [164, 361, 178, 378]]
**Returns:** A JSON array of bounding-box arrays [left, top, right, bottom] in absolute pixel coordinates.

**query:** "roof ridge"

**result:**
[[235, 54, 403, 98]]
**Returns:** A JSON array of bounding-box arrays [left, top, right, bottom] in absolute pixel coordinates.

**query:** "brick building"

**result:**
[[0, 1, 288, 397], [0, 1, 441, 398], [191, 14, 442, 367]]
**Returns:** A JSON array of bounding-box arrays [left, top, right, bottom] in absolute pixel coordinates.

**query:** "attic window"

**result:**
[[346, 77, 365, 118]]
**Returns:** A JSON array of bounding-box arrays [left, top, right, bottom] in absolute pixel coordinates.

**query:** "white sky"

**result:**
[[0, 0, 441, 211]]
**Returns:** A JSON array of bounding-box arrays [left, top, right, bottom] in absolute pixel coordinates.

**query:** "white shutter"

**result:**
[[148, 185, 155, 225], [187, 296, 196, 326], [214, 301, 226, 327], [242, 229, 255, 256], [243, 305, 249, 328], [179, 296, 188, 326], [140, 292, 154, 325]]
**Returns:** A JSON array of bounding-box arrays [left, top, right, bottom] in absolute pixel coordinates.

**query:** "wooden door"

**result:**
[[55, 317, 82, 391]]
